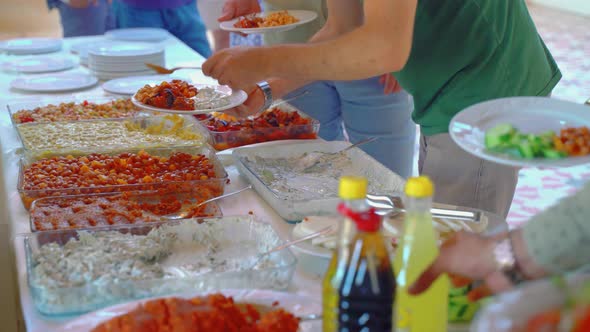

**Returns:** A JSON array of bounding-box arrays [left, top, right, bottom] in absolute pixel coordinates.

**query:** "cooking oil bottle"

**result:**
[[323, 176, 395, 331], [394, 176, 449, 332]]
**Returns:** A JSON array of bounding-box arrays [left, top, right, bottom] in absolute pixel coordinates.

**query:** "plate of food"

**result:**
[[60, 290, 320, 331], [471, 274, 590, 332], [289, 206, 494, 260], [220, 10, 318, 34], [132, 79, 248, 114], [450, 97, 590, 168]]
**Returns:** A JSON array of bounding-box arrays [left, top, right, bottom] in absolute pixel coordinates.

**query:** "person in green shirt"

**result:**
[[218, 0, 416, 178], [203, 0, 561, 218]]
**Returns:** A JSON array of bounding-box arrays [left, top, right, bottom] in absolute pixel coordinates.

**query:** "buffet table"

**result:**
[[0, 35, 322, 332]]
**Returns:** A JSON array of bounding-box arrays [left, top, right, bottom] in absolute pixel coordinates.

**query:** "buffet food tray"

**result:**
[[197, 103, 319, 151], [29, 191, 223, 232], [233, 141, 406, 222], [24, 216, 297, 316], [7, 96, 141, 126], [18, 145, 227, 210], [14, 115, 208, 159]]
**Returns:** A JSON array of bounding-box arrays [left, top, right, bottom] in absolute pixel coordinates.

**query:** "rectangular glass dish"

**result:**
[[7, 96, 141, 126], [196, 103, 319, 151], [14, 115, 209, 159], [29, 191, 223, 232], [233, 141, 406, 222], [18, 145, 228, 210], [24, 216, 297, 316]]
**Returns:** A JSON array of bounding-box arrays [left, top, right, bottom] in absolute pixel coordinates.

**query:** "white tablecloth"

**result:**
[[0, 35, 322, 332]]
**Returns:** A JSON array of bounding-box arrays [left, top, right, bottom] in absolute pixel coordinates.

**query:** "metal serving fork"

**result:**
[[366, 193, 482, 222]]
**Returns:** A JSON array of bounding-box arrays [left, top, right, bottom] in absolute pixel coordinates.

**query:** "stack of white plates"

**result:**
[[0, 38, 62, 55], [87, 43, 164, 80], [105, 28, 170, 42]]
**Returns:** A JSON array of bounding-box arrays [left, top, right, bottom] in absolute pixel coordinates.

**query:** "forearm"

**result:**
[[309, 0, 362, 43], [260, 0, 416, 81], [521, 182, 590, 273], [267, 77, 310, 99]]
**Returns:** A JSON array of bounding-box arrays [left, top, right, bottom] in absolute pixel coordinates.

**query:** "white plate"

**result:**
[[220, 10, 318, 34], [10, 73, 98, 93], [102, 75, 171, 95], [471, 274, 590, 332], [450, 97, 590, 168], [1, 56, 76, 73], [105, 27, 170, 42], [61, 289, 321, 332], [88, 42, 164, 58], [132, 83, 248, 114], [289, 206, 503, 261], [0, 38, 62, 55]]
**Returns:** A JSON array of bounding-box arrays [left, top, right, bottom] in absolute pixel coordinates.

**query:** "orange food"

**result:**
[[554, 126, 590, 156], [135, 80, 198, 110], [31, 192, 221, 231], [91, 294, 300, 332], [21, 151, 222, 209], [233, 11, 298, 28], [12, 99, 139, 124], [200, 107, 318, 150]]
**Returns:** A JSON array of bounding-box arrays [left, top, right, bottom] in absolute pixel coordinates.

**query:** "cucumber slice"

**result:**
[[449, 286, 469, 297], [518, 141, 535, 159], [542, 149, 566, 159], [485, 124, 515, 149]]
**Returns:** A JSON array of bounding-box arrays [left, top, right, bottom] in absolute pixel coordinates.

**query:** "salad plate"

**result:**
[[450, 97, 590, 168], [471, 274, 590, 332]]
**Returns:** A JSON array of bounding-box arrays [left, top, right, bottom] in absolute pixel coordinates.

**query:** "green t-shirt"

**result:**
[[395, 0, 562, 136]]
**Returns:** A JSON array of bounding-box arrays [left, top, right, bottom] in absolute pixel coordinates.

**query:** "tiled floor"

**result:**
[[507, 5, 590, 227]]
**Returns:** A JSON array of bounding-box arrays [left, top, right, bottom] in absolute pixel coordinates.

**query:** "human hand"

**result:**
[[379, 73, 402, 94], [203, 47, 269, 91], [409, 231, 514, 296], [220, 85, 265, 118], [218, 0, 261, 21]]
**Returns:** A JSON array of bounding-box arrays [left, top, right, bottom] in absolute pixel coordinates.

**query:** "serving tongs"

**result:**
[[366, 193, 482, 223]]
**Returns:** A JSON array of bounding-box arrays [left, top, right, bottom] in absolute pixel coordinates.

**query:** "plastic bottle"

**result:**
[[394, 176, 449, 332], [323, 176, 396, 331]]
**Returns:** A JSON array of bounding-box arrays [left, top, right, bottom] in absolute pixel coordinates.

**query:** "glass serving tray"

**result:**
[[24, 216, 297, 316], [7, 96, 141, 126], [14, 115, 208, 159], [233, 141, 406, 222], [196, 103, 319, 151], [17, 145, 228, 210], [29, 190, 223, 232]]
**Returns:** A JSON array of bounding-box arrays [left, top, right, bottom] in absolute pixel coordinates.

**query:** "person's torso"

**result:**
[[262, 0, 328, 44], [395, 0, 561, 135], [118, 0, 192, 10]]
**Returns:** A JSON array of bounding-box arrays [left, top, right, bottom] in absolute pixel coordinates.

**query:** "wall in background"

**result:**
[[0, 0, 61, 40], [530, 0, 590, 17]]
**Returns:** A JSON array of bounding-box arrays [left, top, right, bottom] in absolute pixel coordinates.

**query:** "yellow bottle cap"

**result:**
[[404, 176, 434, 198], [338, 176, 368, 200]]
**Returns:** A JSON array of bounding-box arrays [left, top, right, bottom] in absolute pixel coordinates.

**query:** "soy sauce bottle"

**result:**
[[323, 176, 396, 332]]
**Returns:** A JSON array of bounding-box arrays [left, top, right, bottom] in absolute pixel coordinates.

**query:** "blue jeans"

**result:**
[[286, 78, 416, 178], [112, 0, 212, 58], [51, 0, 115, 37]]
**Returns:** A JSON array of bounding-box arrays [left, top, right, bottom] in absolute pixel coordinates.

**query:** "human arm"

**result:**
[[203, 0, 418, 90], [60, 0, 102, 8], [410, 182, 590, 296]]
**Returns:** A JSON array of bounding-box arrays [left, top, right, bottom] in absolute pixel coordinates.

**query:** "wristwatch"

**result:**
[[256, 81, 273, 112], [493, 234, 526, 285]]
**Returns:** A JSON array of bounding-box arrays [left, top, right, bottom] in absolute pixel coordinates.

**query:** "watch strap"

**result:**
[[256, 81, 273, 112]]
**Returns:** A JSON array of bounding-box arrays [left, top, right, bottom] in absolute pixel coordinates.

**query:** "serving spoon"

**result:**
[[161, 185, 252, 220]]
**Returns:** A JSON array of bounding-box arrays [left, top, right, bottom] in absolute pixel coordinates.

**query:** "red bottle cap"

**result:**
[[337, 203, 381, 232]]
